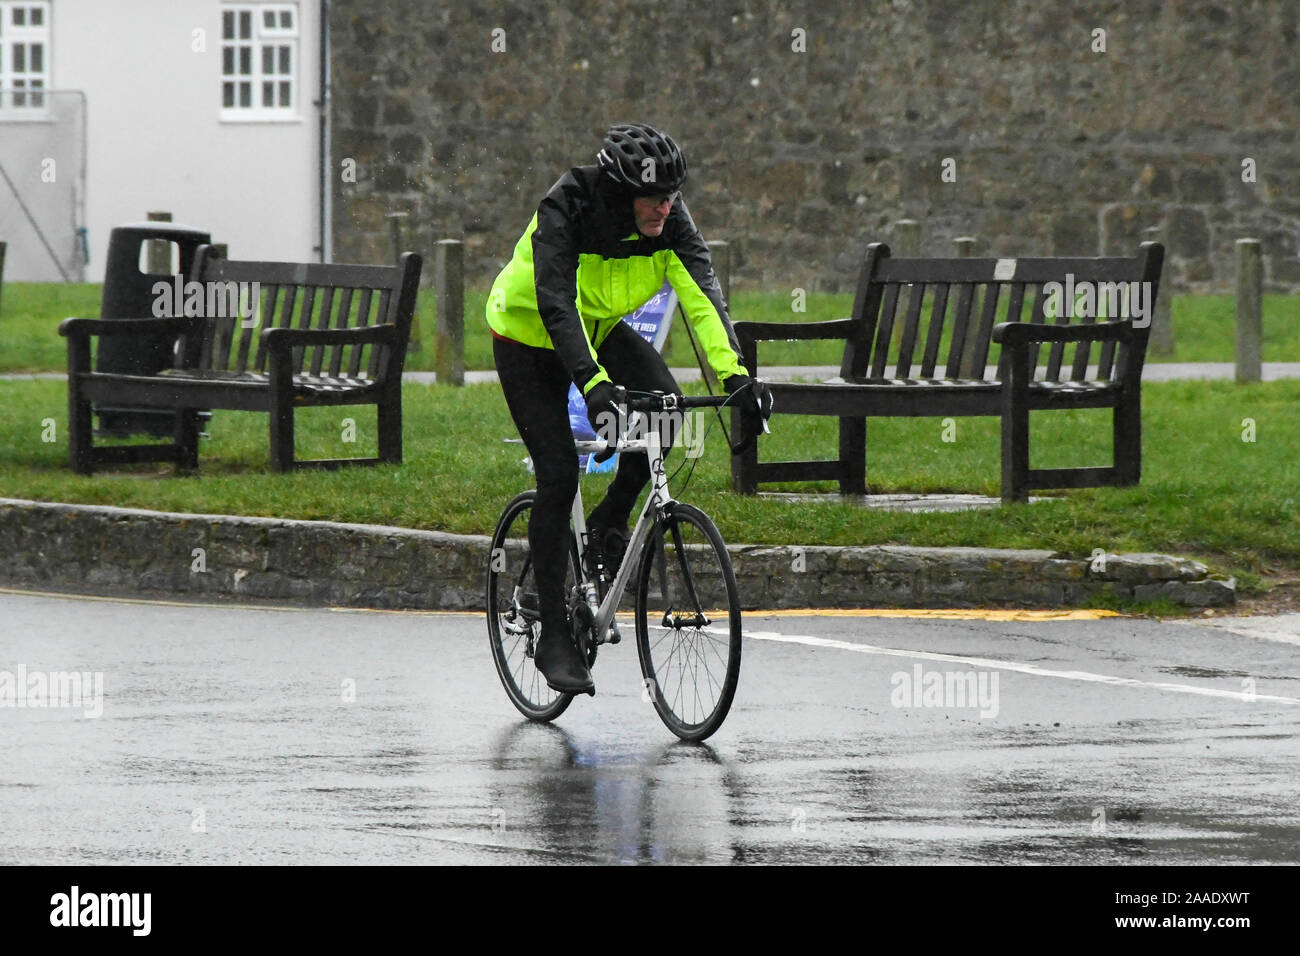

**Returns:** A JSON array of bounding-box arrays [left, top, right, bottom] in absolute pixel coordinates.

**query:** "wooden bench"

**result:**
[[60, 245, 423, 474], [730, 242, 1164, 501]]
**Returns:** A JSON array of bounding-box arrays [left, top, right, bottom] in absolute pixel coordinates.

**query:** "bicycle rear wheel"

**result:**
[[486, 490, 575, 722], [634, 503, 742, 742]]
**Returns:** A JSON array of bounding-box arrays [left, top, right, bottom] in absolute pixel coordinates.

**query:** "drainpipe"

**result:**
[[318, 0, 332, 262]]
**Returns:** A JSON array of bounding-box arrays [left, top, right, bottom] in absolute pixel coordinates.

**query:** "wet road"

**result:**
[[2, 588, 1298, 864]]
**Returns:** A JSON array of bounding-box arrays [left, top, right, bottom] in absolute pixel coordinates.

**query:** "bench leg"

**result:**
[[174, 409, 200, 472], [1113, 390, 1141, 485], [729, 403, 757, 494], [377, 388, 402, 464], [838, 417, 866, 495], [1001, 393, 1030, 503], [268, 350, 295, 472], [269, 403, 294, 472], [68, 378, 94, 476]]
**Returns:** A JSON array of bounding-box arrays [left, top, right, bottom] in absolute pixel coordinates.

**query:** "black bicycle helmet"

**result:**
[[597, 123, 688, 195]]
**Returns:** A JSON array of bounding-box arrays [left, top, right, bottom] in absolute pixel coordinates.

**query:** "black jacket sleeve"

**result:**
[[531, 172, 606, 393]]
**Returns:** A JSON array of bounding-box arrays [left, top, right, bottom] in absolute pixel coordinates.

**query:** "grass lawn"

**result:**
[[1, 377, 1296, 597], [3, 282, 1299, 373]]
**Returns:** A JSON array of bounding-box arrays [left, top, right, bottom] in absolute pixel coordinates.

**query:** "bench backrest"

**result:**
[[841, 242, 1164, 384], [179, 245, 423, 381]]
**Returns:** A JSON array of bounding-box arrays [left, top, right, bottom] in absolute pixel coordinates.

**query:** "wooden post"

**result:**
[[708, 239, 730, 302], [953, 236, 977, 258], [1235, 238, 1262, 384], [0, 240, 6, 320], [1143, 225, 1174, 356], [894, 219, 920, 257], [434, 239, 465, 386], [387, 212, 419, 352], [146, 210, 173, 273]]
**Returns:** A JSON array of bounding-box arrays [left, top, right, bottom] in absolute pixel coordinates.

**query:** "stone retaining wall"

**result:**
[[0, 499, 1234, 610]]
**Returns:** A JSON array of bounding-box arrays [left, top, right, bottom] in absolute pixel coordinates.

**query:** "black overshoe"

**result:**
[[534, 629, 595, 696]]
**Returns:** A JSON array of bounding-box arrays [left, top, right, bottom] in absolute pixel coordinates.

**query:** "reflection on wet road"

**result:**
[[2, 589, 1297, 864]]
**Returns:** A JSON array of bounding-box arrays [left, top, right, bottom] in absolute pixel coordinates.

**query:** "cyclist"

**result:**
[[488, 122, 772, 695]]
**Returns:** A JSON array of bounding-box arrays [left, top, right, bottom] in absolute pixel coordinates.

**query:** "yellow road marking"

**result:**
[[749, 608, 1120, 621], [0, 587, 1121, 621]]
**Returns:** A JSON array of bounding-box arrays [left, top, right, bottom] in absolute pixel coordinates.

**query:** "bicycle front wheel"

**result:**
[[486, 490, 573, 722], [635, 503, 742, 742]]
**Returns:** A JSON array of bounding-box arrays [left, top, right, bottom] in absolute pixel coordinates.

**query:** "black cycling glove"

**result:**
[[723, 374, 773, 454], [584, 380, 621, 442]]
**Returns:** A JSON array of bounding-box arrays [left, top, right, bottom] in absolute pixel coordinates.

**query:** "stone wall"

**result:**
[[0, 499, 1235, 609], [330, 0, 1300, 294]]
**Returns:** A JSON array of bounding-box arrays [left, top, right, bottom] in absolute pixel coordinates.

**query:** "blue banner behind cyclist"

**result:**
[[567, 281, 678, 472]]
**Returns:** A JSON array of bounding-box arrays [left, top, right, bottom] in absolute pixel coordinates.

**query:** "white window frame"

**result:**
[[0, 0, 52, 118], [220, 2, 300, 123]]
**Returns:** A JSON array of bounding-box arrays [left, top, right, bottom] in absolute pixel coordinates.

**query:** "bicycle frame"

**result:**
[[571, 423, 671, 644]]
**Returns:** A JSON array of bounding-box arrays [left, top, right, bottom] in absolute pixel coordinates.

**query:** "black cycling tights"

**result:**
[[494, 322, 679, 632]]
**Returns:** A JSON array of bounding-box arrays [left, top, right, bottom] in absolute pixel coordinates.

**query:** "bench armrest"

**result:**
[[261, 324, 399, 351], [992, 320, 1133, 346], [59, 316, 201, 339], [734, 318, 857, 343]]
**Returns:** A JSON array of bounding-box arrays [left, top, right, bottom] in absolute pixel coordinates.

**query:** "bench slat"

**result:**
[[1069, 313, 1097, 381], [895, 282, 926, 378], [968, 281, 1002, 380], [292, 284, 318, 373], [234, 283, 270, 373], [329, 286, 355, 377], [868, 283, 900, 379], [349, 288, 374, 378], [945, 281, 977, 379], [919, 282, 949, 378], [310, 285, 335, 377], [875, 255, 1151, 284], [199, 257, 402, 289], [367, 288, 392, 379], [1026, 282, 1049, 378], [995, 282, 1027, 381]]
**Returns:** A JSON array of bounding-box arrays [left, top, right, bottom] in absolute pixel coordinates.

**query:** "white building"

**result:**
[[0, 0, 325, 282]]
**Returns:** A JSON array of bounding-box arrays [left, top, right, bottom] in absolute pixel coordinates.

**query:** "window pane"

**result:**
[[262, 81, 273, 107], [281, 10, 293, 29], [31, 7, 42, 26], [239, 82, 251, 107], [279, 45, 290, 74], [13, 43, 24, 72], [31, 42, 42, 72], [222, 47, 234, 75], [13, 9, 25, 26], [223, 81, 234, 107], [239, 11, 251, 39], [239, 46, 250, 74], [279, 81, 290, 107], [262, 46, 273, 74], [263, 10, 275, 30], [223, 11, 234, 40]]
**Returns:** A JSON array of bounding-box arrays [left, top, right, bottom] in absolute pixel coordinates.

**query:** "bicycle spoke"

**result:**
[[636, 505, 741, 741]]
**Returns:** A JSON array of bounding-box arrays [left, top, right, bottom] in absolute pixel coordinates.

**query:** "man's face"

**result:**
[[632, 192, 678, 237]]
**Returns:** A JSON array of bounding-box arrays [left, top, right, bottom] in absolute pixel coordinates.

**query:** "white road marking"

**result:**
[[743, 630, 1300, 706]]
